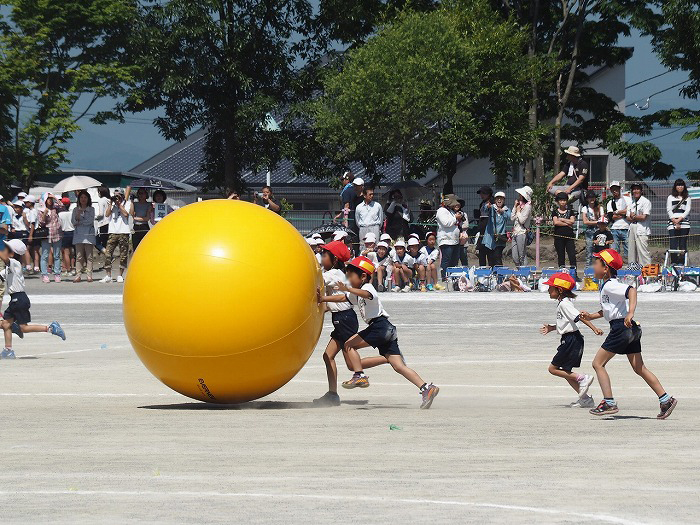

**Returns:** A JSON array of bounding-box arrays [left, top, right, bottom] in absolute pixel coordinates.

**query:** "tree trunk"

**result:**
[[441, 154, 457, 196]]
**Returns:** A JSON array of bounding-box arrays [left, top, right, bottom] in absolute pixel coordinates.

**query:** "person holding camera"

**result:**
[[101, 187, 132, 283], [481, 191, 511, 267], [384, 190, 411, 241], [436, 194, 462, 282], [255, 186, 281, 214]]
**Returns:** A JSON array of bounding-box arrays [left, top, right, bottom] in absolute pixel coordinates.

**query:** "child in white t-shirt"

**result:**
[[540, 272, 602, 408], [417, 231, 440, 291], [580, 248, 677, 419], [372, 241, 392, 292], [407, 237, 422, 290], [392, 240, 413, 292], [320, 256, 439, 409]]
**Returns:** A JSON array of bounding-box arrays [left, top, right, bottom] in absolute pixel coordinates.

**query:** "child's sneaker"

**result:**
[[569, 395, 595, 408], [434, 282, 445, 291], [312, 391, 341, 407], [578, 374, 595, 398], [427, 284, 434, 291], [590, 400, 618, 416], [657, 397, 677, 420], [0, 348, 16, 359], [42, 275, 50, 283], [377, 283, 385, 292], [11, 322, 23, 339], [48, 321, 66, 341], [392, 286, 401, 293], [401, 285, 411, 293], [342, 374, 369, 389], [420, 383, 439, 409]]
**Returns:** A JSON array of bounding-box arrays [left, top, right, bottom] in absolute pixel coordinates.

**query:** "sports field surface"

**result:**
[[1, 283, 698, 524]]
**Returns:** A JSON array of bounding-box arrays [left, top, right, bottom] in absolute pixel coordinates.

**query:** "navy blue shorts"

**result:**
[[358, 316, 401, 356], [602, 319, 642, 354], [61, 232, 74, 249], [551, 331, 584, 372], [4, 292, 31, 325], [330, 309, 359, 346]]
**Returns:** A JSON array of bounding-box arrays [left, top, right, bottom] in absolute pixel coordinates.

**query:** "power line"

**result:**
[[625, 70, 671, 90], [626, 80, 691, 110], [631, 124, 695, 143]]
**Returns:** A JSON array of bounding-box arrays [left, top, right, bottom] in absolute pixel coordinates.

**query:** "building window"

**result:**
[[584, 156, 608, 184]]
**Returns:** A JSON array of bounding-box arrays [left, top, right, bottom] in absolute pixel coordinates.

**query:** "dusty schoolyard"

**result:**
[[0, 283, 698, 524]]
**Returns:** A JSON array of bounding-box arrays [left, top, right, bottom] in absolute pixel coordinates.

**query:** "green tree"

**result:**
[[0, 0, 139, 190], [311, 1, 542, 187], [122, 0, 314, 192]]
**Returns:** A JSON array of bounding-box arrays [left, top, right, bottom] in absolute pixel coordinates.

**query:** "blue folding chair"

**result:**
[[445, 267, 469, 292], [473, 266, 494, 291]]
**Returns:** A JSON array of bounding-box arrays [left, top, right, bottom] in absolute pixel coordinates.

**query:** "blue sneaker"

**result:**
[[11, 322, 23, 339], [0, 348, 16, 359], [49, 321, 66, 341]]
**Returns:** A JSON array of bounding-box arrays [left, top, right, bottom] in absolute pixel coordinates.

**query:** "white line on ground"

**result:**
[[21, 345, 129, 358], [0, 490, 650, 525]]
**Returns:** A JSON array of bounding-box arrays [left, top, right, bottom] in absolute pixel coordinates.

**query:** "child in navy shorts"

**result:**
[[540, 272, 602, 408], [321, 256, 439, 409], [580, 248, 677, 419], [314, 241, 359, 407], [0, 239, 65, 359]]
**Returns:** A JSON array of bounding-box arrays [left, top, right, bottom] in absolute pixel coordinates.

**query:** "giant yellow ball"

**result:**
[[123, 199, 324, 403]]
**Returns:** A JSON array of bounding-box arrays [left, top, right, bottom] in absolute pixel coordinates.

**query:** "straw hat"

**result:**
[[564, 146, 581, 157]]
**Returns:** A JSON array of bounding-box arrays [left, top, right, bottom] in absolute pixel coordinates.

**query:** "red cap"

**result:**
[[543, 272, 576, 291], [61, 197, 71, 206], [347, 256, 376, 276], [593, 248, 623, 270], [320, 240, 351, 263]]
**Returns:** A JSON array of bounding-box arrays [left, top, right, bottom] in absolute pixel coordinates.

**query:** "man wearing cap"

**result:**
[[627, 183, 652, 266], [355, 186, 383, 245], [343, 177, 364, 234], [547, 146, 589, 201], [605, 181, 630, 258], [335, 171, 354, 227]]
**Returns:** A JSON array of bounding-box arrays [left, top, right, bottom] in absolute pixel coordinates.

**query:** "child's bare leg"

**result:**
[[377, 267, 386, 287], [361, 356, 389, 369], [547, 364, 580, 392], [322, 339, 341, 393], [401, 267, 412, 284], [2, 320, 12, 347], [417, 265, 426, 281], [627, 353, 665, 397], [392, 266, 402, 287], [343, 334, 371, 373], [428, 263, 437, 285], [20, 324, 49, 334], [592, 348, 616, 398], [386, 354, 425, 388]]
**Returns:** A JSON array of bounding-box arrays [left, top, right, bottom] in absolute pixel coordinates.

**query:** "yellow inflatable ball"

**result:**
[[123, 199, 324, 403]]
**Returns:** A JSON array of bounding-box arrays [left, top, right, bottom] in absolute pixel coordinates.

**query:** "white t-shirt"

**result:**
[[346, 283, 389, 323], [580, 205, 604, 225], [393, 251, 415, 267], [627, 196, 652, 236], [315, 252, 322, 265], [58, 210, 75, 233], [23, 208, 38, 229], [436, 207, 459, 246], [107, 201, 132, 235], [97, 197, 111, 228], [375, 252, 393, 268], [323, 269, 352, 313], [556, 297, 580, 334], [606, 196, 631, 230], [418, 245, 440, 265], [599, 279, 630, 321], [12, 212, 26, 232], [1, 258, 25, 294]]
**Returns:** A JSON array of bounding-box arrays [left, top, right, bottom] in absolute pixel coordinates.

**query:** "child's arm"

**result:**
[[316, 288, 349, 304], [625, 287, 637, 327], [579, 309, 604, 320], [579, 317, 603, 335], [539, 324, 556, 335], [335, 280, 372, 299]]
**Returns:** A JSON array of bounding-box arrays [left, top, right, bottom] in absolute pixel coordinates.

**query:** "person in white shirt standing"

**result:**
[[627, 183, 652, 266], [354, 186, 384, 245], [436, 194, 461, 285], [605, 181, 630, 259], [101, 187, 132, 283], [666, 179, 692, 264]]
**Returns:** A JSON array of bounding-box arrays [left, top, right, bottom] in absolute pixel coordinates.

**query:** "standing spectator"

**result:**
[[335, 171, 354, 227], [256, 185, 281, 213], [10, 202, 31, 271], [476, 186, 493, 265], [511, 186, 532, 267], [151, 190, 174, 224], [455, 199, 469, 267], [95, 186, 111, 255], [606, 181, 630, 258], [481, 191, 510, 267], [547, 146, 589, 201], [627, 183, 652, 266], [347, 177, 365, 234], [131, 188, 152, 251], [552, 192, 577, 270], [38, 194, 63, 283], [580, 191, 604, 265], [667, 179, 691, 264], [101, 187, 132, 283], [23, 195, 40, 273], [72, 191, 96, 283], [384, 190, 411, 240], [58, 197, 75, 276], [436, 194, 461, 282], [355, 186, 384, 243]]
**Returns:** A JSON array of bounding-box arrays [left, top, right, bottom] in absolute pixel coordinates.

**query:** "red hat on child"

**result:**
[[320, 240, 352, 263], [347, 256, 375, 276], [543, 272, 576, 291], [593, 248, 623, 270], [61, 197, 71, 206]]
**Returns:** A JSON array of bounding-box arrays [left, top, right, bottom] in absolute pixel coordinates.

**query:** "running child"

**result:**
[[320, 256, 439, 409], [313, 241, 359, 407], [417, 231, 440, 291], [0, 239, 66, 359], [373, 240, 393, 292], [580, 248, 677, 418], [540, 272, 602, 408], [392, 240, 413, 292]]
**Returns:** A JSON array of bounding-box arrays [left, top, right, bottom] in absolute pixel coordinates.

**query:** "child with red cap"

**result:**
[[540, 272, 602, 408], [319, 255, 439, 409], [580, 248, 678, 418]]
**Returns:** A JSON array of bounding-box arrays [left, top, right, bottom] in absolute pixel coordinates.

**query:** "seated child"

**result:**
[[407, 237, 422, 291], [417, 231, 440, 291], [373, 241, 393, 292], [391, 240, 414, 292]]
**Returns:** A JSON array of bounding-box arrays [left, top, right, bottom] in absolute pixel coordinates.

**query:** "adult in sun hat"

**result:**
[[627, 182, 652, 266], [481, 190, 510, 267], [511, 186, 533, 266], [436, 194, 462, 283], [605, 180, 630, 258], [547, 146, 589, 201]]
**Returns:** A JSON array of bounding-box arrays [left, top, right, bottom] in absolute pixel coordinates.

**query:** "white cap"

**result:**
[[24, 195, 38, 203], [409, 233, 420, 240], [380, 233, 392, 242], [4, 239, 27, 256], [377, 241, 389, 249], [394, 240, 406, 248], [407, 237, 420, 246], [333, 230, 348, 241], [609, 180, 621, 188], [312, 233, 323, 240], [363, 232, 376, 243], [352, 177, 364, 186], [494, 191, 506, 198], [17, 192, 27, 198], [306, 237, 320, 246]]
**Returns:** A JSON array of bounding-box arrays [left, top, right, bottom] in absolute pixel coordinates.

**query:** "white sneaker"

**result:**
[[100, 276, 113, 283], [578, 374, 595, 398], [116, 275, 124, 283], [570, 395, 595, 408], [402, 285, 411, 293], [392, 286, 401, 293]]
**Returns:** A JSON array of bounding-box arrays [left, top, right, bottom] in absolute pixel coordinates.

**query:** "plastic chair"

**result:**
[[445, 266, 469, 292], [473, 266, 495, 291]]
